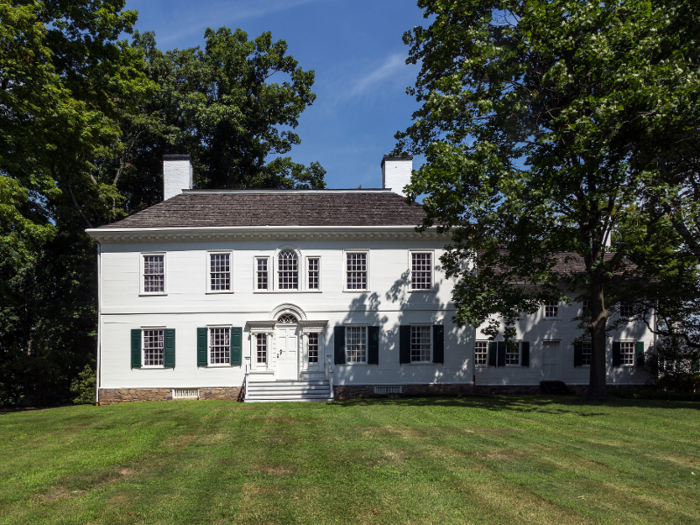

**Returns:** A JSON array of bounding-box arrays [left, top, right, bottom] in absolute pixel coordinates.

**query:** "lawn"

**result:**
[[0, 396, 698, 524]]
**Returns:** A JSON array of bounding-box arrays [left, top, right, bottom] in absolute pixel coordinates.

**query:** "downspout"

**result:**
[[95, 241, 102, 406]]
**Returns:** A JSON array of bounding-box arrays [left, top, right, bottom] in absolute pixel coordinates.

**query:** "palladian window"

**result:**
[[278, 250, 298, 290]]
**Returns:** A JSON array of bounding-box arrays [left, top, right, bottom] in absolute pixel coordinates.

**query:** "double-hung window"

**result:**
[[346, 251, 368, 290], [619, 303, 633, 319], [308, 333, 319, 363], [505, 342, 520, 365], [256, 333, 267, 365], [620, 342, 635, 365], [142, 254, 165, 294], [143, 329, 164, 366], [411, 252, 433, 290], [474, 341, 488, 366], [544, 301, 559, 319], [410, 325, 432, 363], [208, 252, 231, 292], [307, 257, 320, 290], [345, 326, 367, 363], [278, 250, 298, 290], [582, 342, 592, 366], [256, 257, 269, 290], [209, 327, 231, 365]]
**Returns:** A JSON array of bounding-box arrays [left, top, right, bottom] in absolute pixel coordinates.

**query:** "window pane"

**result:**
[[346, 253, 367, 290], [582, 342, 592, 366], [346, 326, 367, 363], [545, 301, 558, 318], [475, 341, 488, 365], [143, 329, 164, 366], [410, 326, 432, 362], [308, 258, 319, 290], [210, 254, 230, 291], [278, 250, 298, 289], [411, 253, 432, 290], [209, 328, 230, 364], [308, 333, 319, 363], [143, 255, 164, 293], [257, 258, 268, 290], [506, 342, 519, 365], [256, 334, 267, 364], [621, 342, 635, 365]]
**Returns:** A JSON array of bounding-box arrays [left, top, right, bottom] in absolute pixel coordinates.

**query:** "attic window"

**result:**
[[278, 250, 298, 289]]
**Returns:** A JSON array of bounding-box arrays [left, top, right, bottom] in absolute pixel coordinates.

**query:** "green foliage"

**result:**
[[69, 365, 96, 405], [0, 6, 323, 406], [93, 28, 325, 214], [397, 0, 700, 398]]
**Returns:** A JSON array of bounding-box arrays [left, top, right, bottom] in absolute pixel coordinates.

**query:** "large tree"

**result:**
[[93, 28, 325, 216], [396, 0, 700, 398]]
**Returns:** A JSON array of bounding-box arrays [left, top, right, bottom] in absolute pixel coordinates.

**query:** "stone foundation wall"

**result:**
[[333, 383, 474, 400], [98, 387, 242, 405], [473, 385, 541, 395]]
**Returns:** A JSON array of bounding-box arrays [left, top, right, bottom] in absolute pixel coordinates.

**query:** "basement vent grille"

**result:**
[[172, 388, 199, 400], [374, 386, 403, 395]]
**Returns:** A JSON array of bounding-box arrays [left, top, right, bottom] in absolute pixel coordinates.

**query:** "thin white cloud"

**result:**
[[157, 0, 325, 46], [341, 53, 408, 99]]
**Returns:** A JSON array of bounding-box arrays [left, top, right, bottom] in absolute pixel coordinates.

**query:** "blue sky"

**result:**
[[124, 0, 427, 189]]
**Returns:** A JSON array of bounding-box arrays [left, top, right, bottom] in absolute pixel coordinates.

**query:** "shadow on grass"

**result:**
[[331, 394, 699, 415]]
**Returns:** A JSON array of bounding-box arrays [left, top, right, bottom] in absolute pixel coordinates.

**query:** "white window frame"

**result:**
[[275, 245, 301, 292], [409, 324, 433, 363], [581, 341, 592, 367], [619, 340, 636, 366], [474, 341, 489, 367], [305, 256, 322, 291], [409, 250, 435, 292], [505, 341, 521, 366], [343, 249, 369, 292], [254, 332, 269, 368], [206, 251, 233, 294], [141, 326, 166, 368], [140, 252, 167, 296], [206, 325, 232, 367], [344, 324, 368, 364], [543, 301, 560, 319], [307, 332, 320, 365], [254, 256, 270, 292], [619, 303, 634, 319]]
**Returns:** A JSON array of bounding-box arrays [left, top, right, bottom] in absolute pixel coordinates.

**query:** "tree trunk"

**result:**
[[588, 279, 608, 400]]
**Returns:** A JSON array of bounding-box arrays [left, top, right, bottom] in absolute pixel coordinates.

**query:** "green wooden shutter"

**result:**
[[367, 326, 379, 365], [573, 344, 582, 367], [131, 329, 142, 368], [488, 342, 497, 367], [432, 325, 444, 364], [231, 327, 242, 366], [612, 342, 621, 367], [163, 329, 175, 368], [520, 341, 529, 367], [399, 325, 411, 364], [197, 327, 208, 367], [635, 341, 644, 367], [497, 342, 506, 367], [334, 326, 346, 365]]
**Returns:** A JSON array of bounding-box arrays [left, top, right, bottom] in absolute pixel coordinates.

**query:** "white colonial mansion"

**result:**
[[86, 155, 655, 403]]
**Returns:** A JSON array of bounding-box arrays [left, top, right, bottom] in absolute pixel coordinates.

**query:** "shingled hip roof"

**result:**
[[96, 190, 427, 229]]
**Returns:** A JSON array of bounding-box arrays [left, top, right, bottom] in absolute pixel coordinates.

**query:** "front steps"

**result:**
[[245, 380, 332, 403]]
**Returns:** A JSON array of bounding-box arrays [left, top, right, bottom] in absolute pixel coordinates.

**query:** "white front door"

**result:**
[[542, 341, 559, 380], [276, 325, 299, 380]]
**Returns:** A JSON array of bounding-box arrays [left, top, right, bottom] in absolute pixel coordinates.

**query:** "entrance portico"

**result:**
[[246, 304, 328, 383]]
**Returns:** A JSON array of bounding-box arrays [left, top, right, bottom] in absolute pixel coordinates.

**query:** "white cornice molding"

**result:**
[[86, 225, 449, 244]]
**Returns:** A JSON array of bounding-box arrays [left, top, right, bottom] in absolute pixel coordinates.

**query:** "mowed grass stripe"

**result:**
[[0, 396, 698, 524]]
